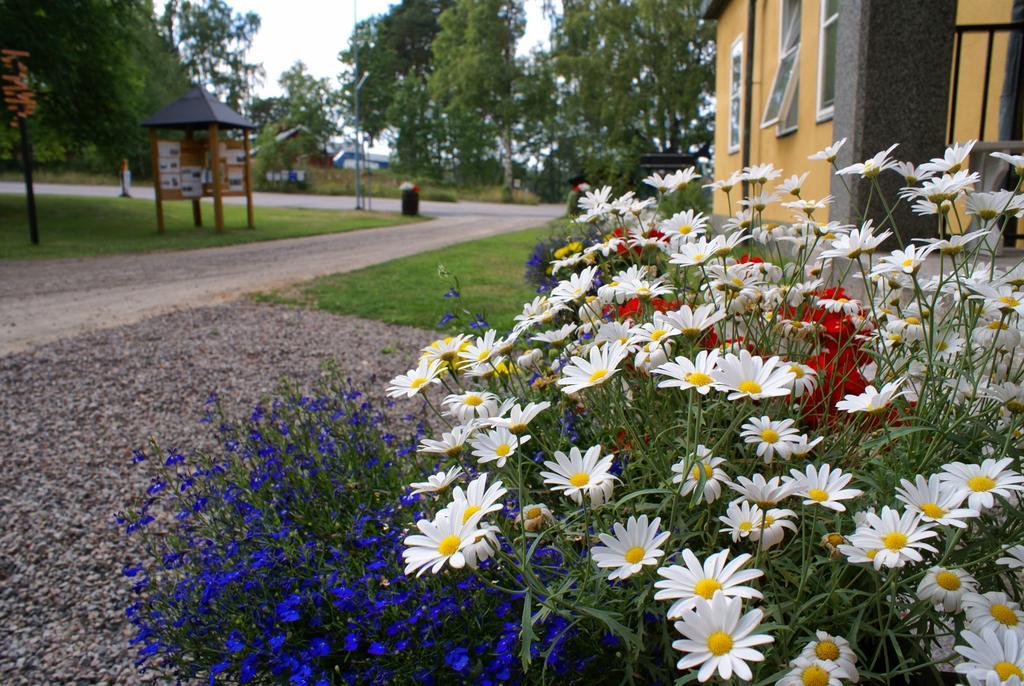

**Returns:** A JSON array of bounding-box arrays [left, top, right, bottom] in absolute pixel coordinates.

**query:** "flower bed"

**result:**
[[388, 141, 1024, 684], [125, 140, 1024, 685]]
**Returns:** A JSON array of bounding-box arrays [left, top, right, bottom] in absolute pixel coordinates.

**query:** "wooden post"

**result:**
[[243, 128, 254, 229], [185, 128, 201, 227], [209, 123, 224, 232], [148, 128, 164, 233]]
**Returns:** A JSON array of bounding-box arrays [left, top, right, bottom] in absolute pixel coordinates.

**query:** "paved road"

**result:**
[[0, 182, 564, 218], [0, 188, 563, 354]]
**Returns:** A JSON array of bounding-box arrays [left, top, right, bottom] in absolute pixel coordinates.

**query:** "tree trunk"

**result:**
[[502, 124, 514, 194]]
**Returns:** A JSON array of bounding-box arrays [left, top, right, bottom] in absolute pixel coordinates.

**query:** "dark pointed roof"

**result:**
[[142, 87, 256, 130]]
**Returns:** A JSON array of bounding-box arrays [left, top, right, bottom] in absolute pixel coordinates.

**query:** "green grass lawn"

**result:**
[[0, 194, 424, 260], [257, 221, 567, 332]]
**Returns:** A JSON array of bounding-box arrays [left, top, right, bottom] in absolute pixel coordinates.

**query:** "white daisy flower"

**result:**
[[742, 162, 782, 184], [591, 514, 671, 581], [790, 433, 824, 459], [917, 566, 978, 612], [557, 340, 629, 395], [798, 631, 859, 682], [386, 358, 445, 399], [751, 508, 797, 548], [848, 506, 938, 570], [671, 593, 773, 682], [728, 473, 797, 506], [549, 265, 599, 303], [809, 137, 847, 162], [540, 444, 617, 506], [963, 592, 1024, 636], [998, 545, 1024, 570], [661, 209, 710, 245], [451, 474, 507, 524], [653, 349, 720, 394], [419, 424, 476, 459], [786, 463, 863, 512], [669, 236, 720, 267], [786, 362, 818, 398], [719, 500, 764, 542], [629, 314, 682, 350], [819, 220, 892, 260], [458, 329, 503, 365], [665, 303, 727, 337], [835, 380, 905, 414], [470, 427, 529, 468], [954, 628, 1024, 685], [409, 466, 464, 495], [402, 501, 486, 576], [776, 172, 809, 196], [672, 445, 729, 503], [531, 323, 578, 346], [740, 415, 802, 462], [777, 656, 850, 686], [711, 350, 795, 401], [421, 335, 470, 371], [654, 549, 763, 618], [939, 458, 1024, 512], [490, 400, 551, 435], [871, 244, 933, 276], [894, 474, 979, 528], [920, 139, 976, 175], [442, 390, 500, 423], [836, 143, 899, 178]]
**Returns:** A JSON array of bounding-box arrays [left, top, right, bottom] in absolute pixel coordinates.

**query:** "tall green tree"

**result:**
[[0, 0, 189, 164], [160, 0, 263, 111], [429, 0, 525, 193], [552, 0, 714, 184], [274, 62, 340, 153]]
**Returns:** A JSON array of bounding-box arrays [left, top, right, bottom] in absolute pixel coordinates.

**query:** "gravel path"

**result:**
[[0, 300, 435, 685]]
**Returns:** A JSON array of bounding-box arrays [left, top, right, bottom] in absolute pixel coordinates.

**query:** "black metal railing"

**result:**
[[948, 20, 1024, 144]]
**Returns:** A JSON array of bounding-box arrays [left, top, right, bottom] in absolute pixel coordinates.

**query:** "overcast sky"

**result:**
[[232, 0, 553, 98]]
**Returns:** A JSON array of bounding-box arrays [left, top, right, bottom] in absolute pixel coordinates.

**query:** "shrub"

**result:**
[[120, 372, 591, 684]]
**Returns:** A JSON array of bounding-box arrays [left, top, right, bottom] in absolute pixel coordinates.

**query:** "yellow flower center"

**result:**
[[650, 329, 668, 341], [692, 463, 714, 480], [437, 534, 461, 556], [905, 316, 921, 325], [988, 320, 1009, 330], [825, 534, 844, 547], [495, 444, 511, 457], [807, 488, 830, 502], [801, 666, 830, 686], [991, 604, 1020, 627], [588, 369, 608, 383], [790, 364, 804, 378], [883, 531, 908, 551], [685, 372, 713, 386], [968, 475, 996, 492], [1000, 296, 1021, 308], [920, 502, 946, 518], [525, 507, 542, 519], [815, 641, 840, 661], [901, 258, 914, 268], [738, 380, 763, 395], [738, 521, 753, 532], [569, 472, 590, 487], [995, 662, 1024, 681], [693, 578, 722, 599], [760, 428, 780, 443], [706, 631, 733, 656], [866, 549, 878, 559], [410, 377, 428, 389], [477, 350, 491, 361], [934, 571, 961, 591], [624, 546, 646, 564], [692, 253, 706, 261], [464, 395, 483, 406], [462, 505, 481, 523]]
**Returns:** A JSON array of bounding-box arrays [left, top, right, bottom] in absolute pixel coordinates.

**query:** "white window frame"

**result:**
[[761, 0, 801, 134], [728, 35, 743, 154], [816, 0, 838, 122]]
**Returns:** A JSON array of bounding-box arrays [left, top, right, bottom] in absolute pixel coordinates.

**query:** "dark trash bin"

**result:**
[[401, 184, 420, 216]]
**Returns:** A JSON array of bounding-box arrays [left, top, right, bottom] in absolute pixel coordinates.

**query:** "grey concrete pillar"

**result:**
[[830, 0, 956, 244]]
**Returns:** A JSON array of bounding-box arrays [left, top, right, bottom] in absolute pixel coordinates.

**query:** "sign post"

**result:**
[[2, 49, 38, 245]]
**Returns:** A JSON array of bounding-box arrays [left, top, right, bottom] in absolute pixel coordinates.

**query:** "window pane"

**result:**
[[731, 50, 742, 94], [821, 19, 836, 109], [781, 82, 799, 132], [763, 48, 797, 124], [729, 102, 740, 149], [783, 0, 801, 49]]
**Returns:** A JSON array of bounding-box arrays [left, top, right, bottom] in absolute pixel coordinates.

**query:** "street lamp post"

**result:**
[[354, 71, 369, 210]]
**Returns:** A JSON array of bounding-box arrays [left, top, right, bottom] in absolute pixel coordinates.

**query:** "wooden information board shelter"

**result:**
[[141, 87, 257, 232]]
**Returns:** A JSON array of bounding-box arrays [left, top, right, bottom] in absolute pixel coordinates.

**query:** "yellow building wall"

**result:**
[[711, 0, 1016, 220], [711, 0, 835, 221], [950, 2, 1014, 144]]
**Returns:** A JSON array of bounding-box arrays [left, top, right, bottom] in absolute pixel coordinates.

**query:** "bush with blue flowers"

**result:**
[[120, 371, 604, 685]]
